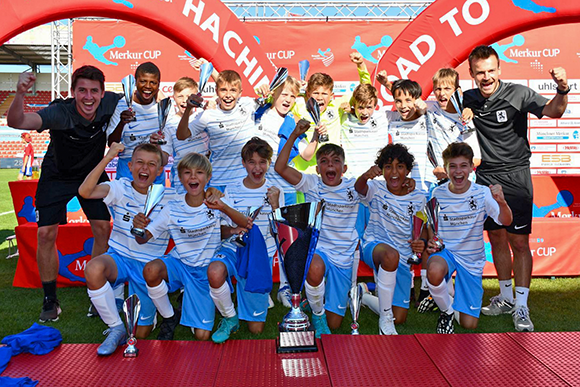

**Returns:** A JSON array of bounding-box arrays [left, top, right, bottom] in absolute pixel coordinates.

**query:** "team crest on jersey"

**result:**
[[382, 203, 389, 211], [420, 121, 426, 130], [395, 130, 400, 136], [219, 122, 224, 129], [239, 106, 247, 116], [370, 118, 377, 128], [347, 188, 355, 202], [496, 110, 508, 122], [469, 196, 478, 211], [180, 227, 186, 233], [263, 194, 270, 205], [206, 210, 215, 219], [407, 203, 414, 216], [326, 109, 335, 120], [443, 214, 449, 221]]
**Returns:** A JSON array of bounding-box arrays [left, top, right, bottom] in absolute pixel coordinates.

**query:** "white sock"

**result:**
[[113, 283, 124, 301], [305, 278, 325, 316], [210, 282, 236, 318], [420, 269, 429, 291], [361, 293, 380, 315], [87, 282, 123, 328], [147, 281, 174, 318], [447, 278, 455, 298], [515, 286, 529, 308], [428, 279, 454, 315], [499, 280, 514, 302], [377, 266, 397, 318], [278, 263, 289, 289]]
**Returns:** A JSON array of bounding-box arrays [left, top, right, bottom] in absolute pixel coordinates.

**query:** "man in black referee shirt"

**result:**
[[7, 66, 121, 322], [464, 45, 568, 331]]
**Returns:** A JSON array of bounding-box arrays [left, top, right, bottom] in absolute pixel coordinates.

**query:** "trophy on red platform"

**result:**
[[122, 294, 141, 358]]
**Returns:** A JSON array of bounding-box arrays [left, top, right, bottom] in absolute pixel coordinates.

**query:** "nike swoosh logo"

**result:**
[[469, 306, 479, 310], [504, 284, 512, 287], [177, 219, 188, 224], [514, 224, 528, 230], [127, 203, 140, 208], [516, 291, 524, 295], [252, 311, 265, 317], [234, 199, 244, 204], [140, 315, 152, 320], [440, 206, 448, 210], [403, 299, 410, 304], [202, 319, 213, 324], [337, 305, 346, 310], [480, 112, 491, 116]]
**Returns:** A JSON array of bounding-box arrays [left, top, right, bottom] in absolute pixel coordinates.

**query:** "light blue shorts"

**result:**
[[316, 250, 353, 317]]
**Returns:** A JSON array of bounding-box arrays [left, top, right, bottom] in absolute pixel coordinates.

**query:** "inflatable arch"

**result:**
[[375, 0, 579, 98], [0, 0, 275, 91]]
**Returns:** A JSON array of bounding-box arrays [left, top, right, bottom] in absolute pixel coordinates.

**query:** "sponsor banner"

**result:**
[[531, 169, 557, 175], [529, 129, 580, 143], [529, 119, 557, 128], [530, 144, 557, 152], [557, 144, 580, 152], [531, 153, 579, 168], [557, 169, 580, 175]]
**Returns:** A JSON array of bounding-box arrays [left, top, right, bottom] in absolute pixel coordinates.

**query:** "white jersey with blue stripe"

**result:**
[[361, 180, 427, 266], [188, 97, 257, 187], [220, 178, 284, 258], [108, 99, 159, 160], [294, 174, 360, 269], [432, 182, 502, 275], [147, 196, 235, 268], [102, 178, 176, 263], [388, 112, 436, 191], [340, 109, 390, 179]]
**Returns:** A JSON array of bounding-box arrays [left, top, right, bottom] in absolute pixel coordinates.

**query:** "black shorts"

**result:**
[[476, 168, 532, 235], [35, 173, 111, 227]]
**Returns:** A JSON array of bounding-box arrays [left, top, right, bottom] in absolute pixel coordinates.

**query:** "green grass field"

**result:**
[[0, 168, 578, 343]]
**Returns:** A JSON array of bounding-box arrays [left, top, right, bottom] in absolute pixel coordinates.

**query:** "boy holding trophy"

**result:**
[[79, 143, 175, 355]]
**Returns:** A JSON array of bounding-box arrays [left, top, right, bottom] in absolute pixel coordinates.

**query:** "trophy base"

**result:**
[[123, 348, 139, 358], [407, 256, 422, 265], [276, 330, 317, 354]]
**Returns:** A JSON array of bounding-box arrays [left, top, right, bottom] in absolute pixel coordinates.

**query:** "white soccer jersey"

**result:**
[[108, 99, 159, 160], [340, 109, 390, 179], [147, 196, 235, 267], [188, 97, 257, 187], [388, 112, 436, 191], [161, 112, 209, 192], [220, 178, 285, 258], [102, 178, 176, 262], [432, 182, 502, 275], [294, 174, 360, 268], [361, 180, 427, 266]]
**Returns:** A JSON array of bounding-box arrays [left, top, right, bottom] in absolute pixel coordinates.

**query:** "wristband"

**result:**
[[556, 86, 570, 95]]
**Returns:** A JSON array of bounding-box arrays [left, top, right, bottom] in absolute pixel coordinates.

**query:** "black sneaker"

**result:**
[[415, 289, 430, 307], [417, 295, 439, 313], [39, 297, 61, 322], [87, 302, 99, 318], [157, 309, 181, 340], [436, 311, 454, 334]]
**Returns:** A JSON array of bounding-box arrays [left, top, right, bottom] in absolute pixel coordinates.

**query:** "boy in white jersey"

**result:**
[[208, 138, 283, 343], [133, 153, 248, 341], [177, 70, 269, 192], [108, 62, 166, 184], [356, 143, 428, 334], [275, 126, 361, 337], [79, 143, 172, 356], [426, 142, 512, 334], [160, 77, 209, 194]]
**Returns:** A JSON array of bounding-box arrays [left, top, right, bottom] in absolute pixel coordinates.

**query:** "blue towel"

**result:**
[[0, 345, 11, 374], [235, 227, 273, 294], [277, 113, 306, 161], [0, 376, 38, 386], [1, 324, 62, 356]]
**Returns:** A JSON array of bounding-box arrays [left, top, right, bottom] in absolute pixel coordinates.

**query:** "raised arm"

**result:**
[[489, 184, 513, 226], [275, 120, 307, 186], [79, 142, 124, 199], [7, 73, 43, 130], [542, 67, 568, 118], [350, 52, 371, 85], [355, 165, 381, 196]]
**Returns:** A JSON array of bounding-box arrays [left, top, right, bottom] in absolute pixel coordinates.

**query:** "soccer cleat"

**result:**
[[415, 289, 430, 308], [379, 311, 398, 335], [157, 309, 181, 340], [513, 305, 534, 332], [436, 311, 455, 334], [300, 298, 312, 313], [97, 324, 127, 356], [417, 295, 439, 313], [358, 282, 371, 295], [268, 295, 275, 309], [39, 297, 61, 322], [277, 285, 292, 308], [481, 295, 515, 316], [311, 313, 331, 339], [211, 314, 240, 344], [87, 303, 99, 318]]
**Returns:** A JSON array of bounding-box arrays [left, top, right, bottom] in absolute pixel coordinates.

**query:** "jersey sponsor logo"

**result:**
[[496, 110, 508, 122], [252, 310, 265, 317], [122, 212, 131, 222]]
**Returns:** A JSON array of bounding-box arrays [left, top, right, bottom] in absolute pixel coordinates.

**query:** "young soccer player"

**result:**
[[133, 153, 248, 341], [355, 143, 428, 334], [18, 132, 34, 180], [79, 142, 173, 356], [207, 137, 283, 343], [275, 124, 361, 337], [108, 62, 165, 184], [426, 142, 512, 334]]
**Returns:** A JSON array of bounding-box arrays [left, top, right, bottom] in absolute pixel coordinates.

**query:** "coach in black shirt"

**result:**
[[7, 66, 121, 322], [464, 45, 568, 332]]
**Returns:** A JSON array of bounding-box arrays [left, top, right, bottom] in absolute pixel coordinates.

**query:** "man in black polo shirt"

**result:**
[[7, 66, 121, 322], [464, 45, 568, 332]]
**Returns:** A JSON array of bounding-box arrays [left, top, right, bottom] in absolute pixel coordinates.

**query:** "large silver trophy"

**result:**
[[269, 201, 325, 353], [121, 74, 137, 122], [233, 205, 263, 248], [188, 62, 214, 108], [257, 67, 289, 106], [408, 214, 425, 265], [306, 97, 328, 143], [349, 283, 364, 335], [154, 97, 172, 146], [131, 184, 165, 238], [122, 294, 141, 358], [425, 198, 445, 252]]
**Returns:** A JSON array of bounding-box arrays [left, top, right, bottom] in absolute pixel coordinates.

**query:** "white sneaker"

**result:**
[[277, 285, 292, 308], [513, 305, 534, 332], [481, 295, 515, 316], [379, 311, 398, 335]]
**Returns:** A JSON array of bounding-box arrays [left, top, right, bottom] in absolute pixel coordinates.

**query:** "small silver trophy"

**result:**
[[154, 97, 172, 145], [257, 67, 288, 106], [121, 74, 137, 122], [425, 197, 445, 252], [298, 60, 310, 83], [131, 184, 165, 238], [449, 88, 471, 133], [122, 294, 141, 358], [270, 201, 325, 353], [349, 283, 363, 335], [233, 205, 263, 248], [408, 214, 425, 265], [306, 97, 328, 142]]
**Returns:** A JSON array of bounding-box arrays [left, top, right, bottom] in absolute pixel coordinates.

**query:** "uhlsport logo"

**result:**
[[351, 35, 393, 64]]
